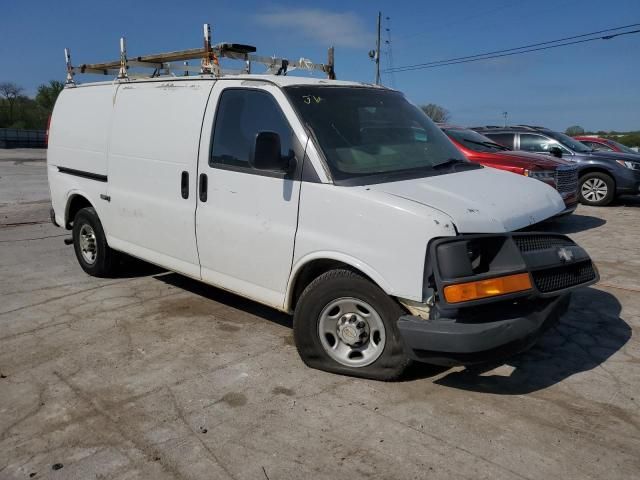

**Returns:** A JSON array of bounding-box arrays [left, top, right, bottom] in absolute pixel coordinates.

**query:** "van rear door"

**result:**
[[106, 81, 215, 278], [195, 81, 305, 308]]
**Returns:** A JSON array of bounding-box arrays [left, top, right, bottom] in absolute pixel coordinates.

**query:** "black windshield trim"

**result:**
[[332, 162, 483, 187]]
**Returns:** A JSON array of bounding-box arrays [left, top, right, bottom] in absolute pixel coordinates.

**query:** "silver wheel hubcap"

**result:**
[[318, 297, 386, 368], [581, 178, 608, 202], [79, 224, 97, 264]]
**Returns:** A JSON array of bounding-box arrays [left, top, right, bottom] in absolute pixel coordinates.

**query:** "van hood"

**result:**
[[368, 167, 565, 233]]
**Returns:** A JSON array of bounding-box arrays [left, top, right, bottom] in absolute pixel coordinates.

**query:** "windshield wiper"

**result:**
[[432, 158, 469, 170], [462, 138, 508, 151]]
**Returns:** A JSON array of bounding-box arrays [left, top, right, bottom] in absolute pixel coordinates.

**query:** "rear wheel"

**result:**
[[579, 172, 614, 206], [293, 269, 411, 380], [72, 207, 116, 277]]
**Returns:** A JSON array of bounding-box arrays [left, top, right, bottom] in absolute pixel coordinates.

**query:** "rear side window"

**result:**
[[210, 89, 293, 168], [484, 133, 514, 149]]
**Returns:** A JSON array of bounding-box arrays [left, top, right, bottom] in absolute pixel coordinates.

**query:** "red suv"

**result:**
[[573, 136, 640, 155], [441, 125, 578, 214]]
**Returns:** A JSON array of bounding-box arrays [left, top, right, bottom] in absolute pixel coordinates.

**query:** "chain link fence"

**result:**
[[0, 128, 46, 148]]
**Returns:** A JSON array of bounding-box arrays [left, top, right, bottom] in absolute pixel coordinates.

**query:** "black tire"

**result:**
[[293, 269, 411, 381], [579, 172, 615, 206], [72, 207, 116, 277]]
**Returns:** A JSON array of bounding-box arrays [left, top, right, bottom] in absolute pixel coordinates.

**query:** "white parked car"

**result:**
[[47, 75, 598, 380]]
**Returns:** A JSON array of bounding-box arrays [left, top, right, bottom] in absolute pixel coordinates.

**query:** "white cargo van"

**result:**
[[48, 72, 598, 379]]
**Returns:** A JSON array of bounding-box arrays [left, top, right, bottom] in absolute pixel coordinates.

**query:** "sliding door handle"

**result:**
[[181, 171, 189, 199], [199, 173, 208, 202]]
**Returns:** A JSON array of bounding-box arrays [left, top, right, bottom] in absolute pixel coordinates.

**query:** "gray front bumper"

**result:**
[[397, 293, 571, 366]]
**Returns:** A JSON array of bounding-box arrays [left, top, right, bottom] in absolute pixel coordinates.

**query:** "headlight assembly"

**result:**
[[616, 160, 640, 171]]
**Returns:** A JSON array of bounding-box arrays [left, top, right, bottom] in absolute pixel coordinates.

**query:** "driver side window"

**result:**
[[210, 89, 294, 168]]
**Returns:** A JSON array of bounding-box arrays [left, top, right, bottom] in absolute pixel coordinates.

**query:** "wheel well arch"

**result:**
[[65, 194, 94, 229], [579, 166, 615, 182], [286, 258, 382, 312]]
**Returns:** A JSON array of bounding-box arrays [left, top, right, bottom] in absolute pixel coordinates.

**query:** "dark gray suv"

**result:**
[[473, 125, 640, 206]]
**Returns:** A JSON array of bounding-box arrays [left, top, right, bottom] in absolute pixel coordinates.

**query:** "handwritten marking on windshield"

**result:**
[[302, 95, 323, 105]]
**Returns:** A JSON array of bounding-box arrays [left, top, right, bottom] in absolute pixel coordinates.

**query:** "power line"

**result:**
[[391, 23, 640, 70], [388, 28, 640, 72], [384, 24, 640, 73]]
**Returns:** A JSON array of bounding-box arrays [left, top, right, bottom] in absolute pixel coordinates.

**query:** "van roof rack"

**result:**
[[64, 23, 336, 85]]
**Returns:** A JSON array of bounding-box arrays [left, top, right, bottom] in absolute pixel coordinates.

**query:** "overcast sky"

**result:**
[[1, 0, 639, 131]]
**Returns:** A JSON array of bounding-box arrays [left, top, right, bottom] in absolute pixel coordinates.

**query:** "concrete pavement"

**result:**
[[1, 150, 639, 479]]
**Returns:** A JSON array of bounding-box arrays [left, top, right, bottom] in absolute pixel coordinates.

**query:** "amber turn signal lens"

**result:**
[[443, 273, 532, 304]]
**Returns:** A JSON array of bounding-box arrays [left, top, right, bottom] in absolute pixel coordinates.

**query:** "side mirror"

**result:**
[[250, 131, 293, 172], [549, 146, 563, 158]]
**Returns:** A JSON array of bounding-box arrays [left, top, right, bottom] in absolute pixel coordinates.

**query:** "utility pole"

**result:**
[[375, 11, 381, 85]]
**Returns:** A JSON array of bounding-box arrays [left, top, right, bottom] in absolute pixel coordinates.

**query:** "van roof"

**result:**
[[67, 74, 382, 90]]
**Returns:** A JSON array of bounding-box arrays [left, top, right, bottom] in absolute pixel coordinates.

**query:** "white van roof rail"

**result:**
[[64, 23, 336, 85]]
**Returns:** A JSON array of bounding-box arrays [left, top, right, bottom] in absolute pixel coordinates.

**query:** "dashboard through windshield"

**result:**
[[285, 86, 472, 183]]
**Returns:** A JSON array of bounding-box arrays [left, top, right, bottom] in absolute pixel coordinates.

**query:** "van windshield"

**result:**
[[285, 86, 472, 183]]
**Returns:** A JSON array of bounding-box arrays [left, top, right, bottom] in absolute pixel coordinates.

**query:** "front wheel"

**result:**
[[579, 172, 615, 206], [293, 269, 411, 380]]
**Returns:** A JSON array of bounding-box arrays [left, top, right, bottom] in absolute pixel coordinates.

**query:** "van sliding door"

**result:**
[[106, 81, 215, 278]]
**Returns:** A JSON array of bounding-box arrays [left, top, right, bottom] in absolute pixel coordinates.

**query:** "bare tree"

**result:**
[[0, 82, 24, 124], [420, 103, 450, 123]]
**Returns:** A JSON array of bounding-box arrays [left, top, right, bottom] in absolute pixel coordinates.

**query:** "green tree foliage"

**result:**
[[0, 80, 63, 129], [35, 80, 64, 111], [584, 130, 640, 148], [613, 133, 640, 148], [565, 125, 585, 136], [420, 103, 450, 123]]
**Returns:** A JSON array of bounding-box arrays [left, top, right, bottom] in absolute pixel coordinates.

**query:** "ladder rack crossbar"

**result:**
[[65, 24, 336, 83], [76, 48, 331, 74]]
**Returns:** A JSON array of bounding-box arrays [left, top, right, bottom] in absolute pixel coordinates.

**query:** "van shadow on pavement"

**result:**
[[154, 272, 293, 329], [431, 287, 630, 394], [110, 255, 167, 278], [153, 275, 628, 392]]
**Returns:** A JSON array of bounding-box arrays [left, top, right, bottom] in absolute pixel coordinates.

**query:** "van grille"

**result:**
[[532, 260, 597, 293], [555, 164, 578, 195], [513, 234, 575, 252]]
